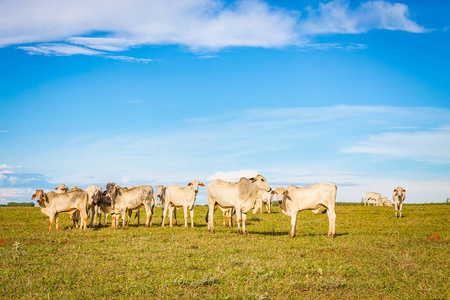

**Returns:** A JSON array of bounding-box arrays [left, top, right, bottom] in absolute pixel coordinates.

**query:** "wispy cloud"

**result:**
[[296, 42, 368, 51], [105, 55, 153, 63], [2, 0, 426, 54], [300, 0, 427, 35], [0, 130, 8, 133], [17, 43, 104, 56], [343, 126, 450, 164]]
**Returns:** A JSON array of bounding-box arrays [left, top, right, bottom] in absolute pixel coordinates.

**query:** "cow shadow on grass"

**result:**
[[248, 231, 349, 238]]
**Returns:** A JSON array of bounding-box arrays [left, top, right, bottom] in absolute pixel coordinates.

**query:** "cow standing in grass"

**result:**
[[393, 186, 406, 218], [272, 183, 337, 238], [207, 175, 271, 236], [32, 189, 89, 231]]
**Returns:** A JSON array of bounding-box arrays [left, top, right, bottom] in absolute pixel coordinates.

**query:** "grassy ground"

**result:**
[[0, 204, 449, 299]]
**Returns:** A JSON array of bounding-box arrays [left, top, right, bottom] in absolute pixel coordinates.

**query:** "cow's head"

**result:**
[[106, 183, 116, 198], [271, 187, 288, 205], [32, 189, 48, 206], [393, 187, 406, 199], [249, 174, 271, 197], [156, 185, 166, 198], [92, 190, 103, 205], [54, 184, 68, 194], [188, 180, 205, 194]]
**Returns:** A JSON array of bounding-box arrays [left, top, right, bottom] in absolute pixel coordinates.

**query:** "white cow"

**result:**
[[252, 191, 273, 214], [106, 183, 154, 229], [365, 192, 381, 206], [381, 197, 393, 207], [162, 180, 205, 228], [54, 184, 83, 228], [92, 190, 111, 225], [207, 175, 271, 235], [156, 185, 177, 226], [393, 186, 406, 218], [32, 189, 89, 231], [272, 183, 337, 238]]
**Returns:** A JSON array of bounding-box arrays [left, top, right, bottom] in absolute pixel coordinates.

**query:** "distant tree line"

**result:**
[[0, 202, 35, 207]]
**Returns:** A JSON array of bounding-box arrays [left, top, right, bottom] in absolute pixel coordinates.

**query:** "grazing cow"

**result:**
[[32, 189, 89, 231], [162, 180, 205, 228], [272, 183, 337, 238], [380, 197, 392, 207], [106, 183, 154, 229], [205, 204, 236, 228], [393, 186, 406, 218], [252, 191, 273, 214], [365, 192, 381, 206], [156, 185, 177, 226], [92, 190, 111, 226], [207, 175, 271, 235]]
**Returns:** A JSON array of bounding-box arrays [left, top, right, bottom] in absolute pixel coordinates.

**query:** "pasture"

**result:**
[[0, 204, 449, 299]]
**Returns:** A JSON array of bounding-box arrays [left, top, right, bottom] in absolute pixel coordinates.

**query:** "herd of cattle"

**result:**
[[30, 175, 406, 237]]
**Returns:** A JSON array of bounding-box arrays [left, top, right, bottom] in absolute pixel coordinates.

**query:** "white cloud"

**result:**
[[1, 0, 426, 54], [105, 55, 153, 63], [0, 130, 8, 133], [299, 0, 427, 35], [343, 126, 450, 164], [17, 43, 104, 56], [296, 41, 368, 51], [207, 170, 259, 181]]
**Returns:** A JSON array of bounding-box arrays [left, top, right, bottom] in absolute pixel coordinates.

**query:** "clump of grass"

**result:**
[[173, 273, 220, 287]]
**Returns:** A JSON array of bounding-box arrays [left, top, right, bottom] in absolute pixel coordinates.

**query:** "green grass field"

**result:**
[[0, 204, 449, 299]]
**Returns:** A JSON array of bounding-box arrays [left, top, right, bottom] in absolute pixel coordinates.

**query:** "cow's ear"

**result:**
[[43, 193, 48, 202], [284, 190, 289, 195], [54, 187, 58, 190], [31, 193, 36, 200], [200, 183, 205, 187], [393, 189, 396, 192], [402, 189, 406, 192], [271, 190, 275, 194], [188, 182, 193, 186]]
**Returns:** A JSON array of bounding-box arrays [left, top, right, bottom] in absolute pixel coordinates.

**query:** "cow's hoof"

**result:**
[[243, 232, 248, 237]]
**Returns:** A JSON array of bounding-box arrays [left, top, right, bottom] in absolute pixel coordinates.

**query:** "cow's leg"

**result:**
[[229, 210, 233, 227], [399, 202, 403, 218], [88, 206, 95, 228], [190, 207, 194, 228], [145, 205, 153, 227], [161, 204, 168, 227], [54, 213, 59, 231], [395, 202, 399, 218], [98, 210, 102, 226], [173, 208, 177, 226], [105, 213, 108, 226], [183, 206, 188, 228], [222, 211, 227, 227], [242, 212, 248, 236], [169, 205, 175, 227], [79, 209, 87, 230], [290, 212, 298, 238], [126, 210, 132, 226], [136, 210, 140, 226], [327, 207, 336, 238], [121, 210, 126, 229], [207, 202, 215, 233], [236, 209, 242, 234]]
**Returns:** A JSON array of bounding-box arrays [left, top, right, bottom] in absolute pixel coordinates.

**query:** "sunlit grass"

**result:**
[[0, 204, 448, 299]]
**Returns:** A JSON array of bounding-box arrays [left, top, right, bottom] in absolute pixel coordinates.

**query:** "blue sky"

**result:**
[[0, 0, 449, 204]]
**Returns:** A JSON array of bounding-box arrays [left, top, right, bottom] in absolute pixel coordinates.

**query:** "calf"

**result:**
[[393, 187, 406, 218]]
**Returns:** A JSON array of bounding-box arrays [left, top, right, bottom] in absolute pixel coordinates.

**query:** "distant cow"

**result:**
[[207, 175, 271, 235], [393, 187, 406, 218], [156, 185, 177, 226], [273, 183, 337, 238], [381, 197, 392, 207], [162, 180, 204, 228], [32, 189, 89, 231], [106, 183, 154, 229], [252, 191, 273, 214], [365, 192, 381, 206]]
